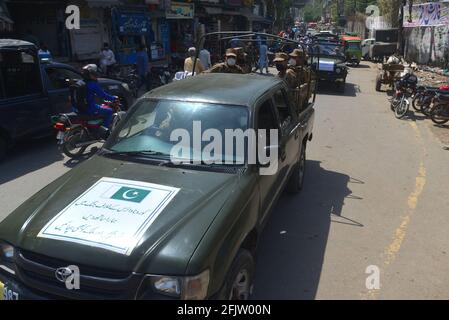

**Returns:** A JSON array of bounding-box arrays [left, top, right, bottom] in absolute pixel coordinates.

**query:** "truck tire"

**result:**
[[287, 144, 306, 194], [221, 249, 255, 300], [0, 136, 6, 162], [375, 75, 382, 92]]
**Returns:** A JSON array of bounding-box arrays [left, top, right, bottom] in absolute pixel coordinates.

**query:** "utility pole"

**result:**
[[398, 0, 407, 56]]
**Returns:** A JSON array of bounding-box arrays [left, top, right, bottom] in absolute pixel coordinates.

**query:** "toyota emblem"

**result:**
[[55, 267, 74, 283]]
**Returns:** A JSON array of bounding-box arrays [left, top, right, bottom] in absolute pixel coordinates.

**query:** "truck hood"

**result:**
[[0, 156, 240, 274]]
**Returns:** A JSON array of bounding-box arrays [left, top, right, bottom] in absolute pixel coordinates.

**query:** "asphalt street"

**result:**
[[1, 63, 449, 299]]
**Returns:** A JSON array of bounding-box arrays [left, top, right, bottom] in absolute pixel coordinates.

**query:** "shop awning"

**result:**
[[87, 0, 122, 8]]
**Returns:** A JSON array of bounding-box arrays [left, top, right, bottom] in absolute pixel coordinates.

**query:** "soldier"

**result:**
[[206, 48, 244, 74], [274, 52, 297, 89], [288, 48, 308, 85]]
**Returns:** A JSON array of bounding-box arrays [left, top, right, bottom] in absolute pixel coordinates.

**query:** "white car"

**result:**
[[362, 38, 375, 60]]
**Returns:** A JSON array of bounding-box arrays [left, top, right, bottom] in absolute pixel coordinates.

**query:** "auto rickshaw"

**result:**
[[340, 35, 362, 66]]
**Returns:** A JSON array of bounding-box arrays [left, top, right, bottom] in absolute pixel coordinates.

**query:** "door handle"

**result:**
[[280, 149, 287, 162]]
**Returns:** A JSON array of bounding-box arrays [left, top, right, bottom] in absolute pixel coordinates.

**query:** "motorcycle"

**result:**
[[390, 73, 418, 119], [429, 93, 449, 125], [52, 100, 126, 159], [412, 85, 449, 116], [107, 64, 140, 98], [150, 66, 172, 88]]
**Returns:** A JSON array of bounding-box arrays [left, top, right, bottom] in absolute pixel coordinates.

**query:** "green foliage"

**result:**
[[378, 0, 403, 27], [303, 0, 324, 22]]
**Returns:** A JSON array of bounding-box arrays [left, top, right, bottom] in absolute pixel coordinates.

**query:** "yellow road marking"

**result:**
[[361, 122, 427, 300]]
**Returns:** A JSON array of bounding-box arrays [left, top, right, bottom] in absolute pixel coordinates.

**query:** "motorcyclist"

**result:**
[[80, 64, 119, 135]]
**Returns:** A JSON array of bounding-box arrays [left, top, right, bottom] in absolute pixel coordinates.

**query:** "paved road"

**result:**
[[1, 63, 449, 299]]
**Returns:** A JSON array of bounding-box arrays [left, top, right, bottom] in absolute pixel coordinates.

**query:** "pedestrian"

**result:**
[[256, 40, 269, 74], [99, 43, 116, 76], [136, 44, 151, 92], [184, 47, 205, 74], [38, 43, 52, 61], [199, 44, 212, 70]]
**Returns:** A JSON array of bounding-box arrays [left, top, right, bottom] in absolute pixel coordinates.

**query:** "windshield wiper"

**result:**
[[102, 149, 170, 158]]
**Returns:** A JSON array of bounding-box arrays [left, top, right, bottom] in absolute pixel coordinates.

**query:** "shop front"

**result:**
[[166, 2, 195, 56], [111, 7, 154, 65], [68, 0, 118, 61]]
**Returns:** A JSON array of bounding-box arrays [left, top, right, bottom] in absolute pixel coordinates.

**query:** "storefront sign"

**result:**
[[38, 177, 180, 255], [166, 2, 194, 19], [404, 2, 449, 27], [118, 13, 151, 34]]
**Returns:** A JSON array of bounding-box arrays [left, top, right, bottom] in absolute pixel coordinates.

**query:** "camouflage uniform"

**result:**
[[205, 48, 245, 74], [206, 63, 244, 74]]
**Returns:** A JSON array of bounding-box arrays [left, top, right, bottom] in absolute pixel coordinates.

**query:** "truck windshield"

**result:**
[[105, 99, 250, 165]]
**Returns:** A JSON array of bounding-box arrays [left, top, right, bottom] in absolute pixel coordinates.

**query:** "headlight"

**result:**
[[0, 241, 16, 275], [149, 270, 210, 300], [335, 68, 341, 74], [121, 83, 130, 91]]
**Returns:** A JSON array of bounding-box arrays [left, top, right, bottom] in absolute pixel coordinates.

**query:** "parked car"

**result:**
[[0, 39, 134, 161], [0, 73, 315, 300], [361, 38, 375, 60]]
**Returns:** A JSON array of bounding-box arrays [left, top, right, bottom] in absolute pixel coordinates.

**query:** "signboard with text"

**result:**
[[38, 177, 180, 255], [166, 2, 194, 19], [404, 2, 449, 27]]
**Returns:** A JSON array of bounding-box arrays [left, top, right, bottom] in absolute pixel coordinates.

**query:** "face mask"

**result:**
[[289, 59, 297, 66], [227, 58, 236, 66], [276, 64, 286, 71]]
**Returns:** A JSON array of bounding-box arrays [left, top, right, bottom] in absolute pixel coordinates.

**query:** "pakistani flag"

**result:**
[[111, 187, 151, 203]]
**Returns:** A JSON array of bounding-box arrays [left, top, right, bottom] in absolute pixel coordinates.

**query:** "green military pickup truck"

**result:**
[[0, 73, 314, 300]]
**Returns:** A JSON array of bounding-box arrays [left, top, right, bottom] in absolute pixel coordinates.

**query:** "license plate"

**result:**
[[0, 281, 19, 300], [56, 131, 65, 140]]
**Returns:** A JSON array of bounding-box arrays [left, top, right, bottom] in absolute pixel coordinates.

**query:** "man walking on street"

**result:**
[[137, 44, 151, 92], [99, 43, 116, 76], [255, 40, 269, 74], [199, 44, 212, 70]]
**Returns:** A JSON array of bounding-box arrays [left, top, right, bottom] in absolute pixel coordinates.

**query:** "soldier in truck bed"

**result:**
[[205, 48, 244, 74]]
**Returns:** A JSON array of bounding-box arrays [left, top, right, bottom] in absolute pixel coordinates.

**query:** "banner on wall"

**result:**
[[403, 1, 449, 27]]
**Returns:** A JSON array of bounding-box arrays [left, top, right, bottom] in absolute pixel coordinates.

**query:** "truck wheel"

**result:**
[[375, 75, 382, 92], [287, 144, 306, 194], [0, 136, 7, 162], [221, 249, 254, 300]]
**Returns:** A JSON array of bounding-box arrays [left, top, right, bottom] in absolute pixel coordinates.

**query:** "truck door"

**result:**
[[272, 87, 300, 187], [256, 96, 281, 223], [0, 49, 50, 139]]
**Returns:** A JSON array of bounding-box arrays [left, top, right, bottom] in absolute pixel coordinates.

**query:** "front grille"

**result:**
[[15, 250, 143, 299]]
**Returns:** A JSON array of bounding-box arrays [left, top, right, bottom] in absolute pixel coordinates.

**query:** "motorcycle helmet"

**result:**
[[82, 64, 99, 79]]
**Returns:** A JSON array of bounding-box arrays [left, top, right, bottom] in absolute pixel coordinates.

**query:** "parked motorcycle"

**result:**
[[52, 100, 125, 158], [412, 85, 449, 116], [108, 64, 140, 98], [150, 66, 172, 88], [429, 93, 449, 125], [390, 73, 418, 119]]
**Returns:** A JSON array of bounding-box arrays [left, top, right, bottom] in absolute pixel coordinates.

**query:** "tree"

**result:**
[[378, 0, 403, 27]]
